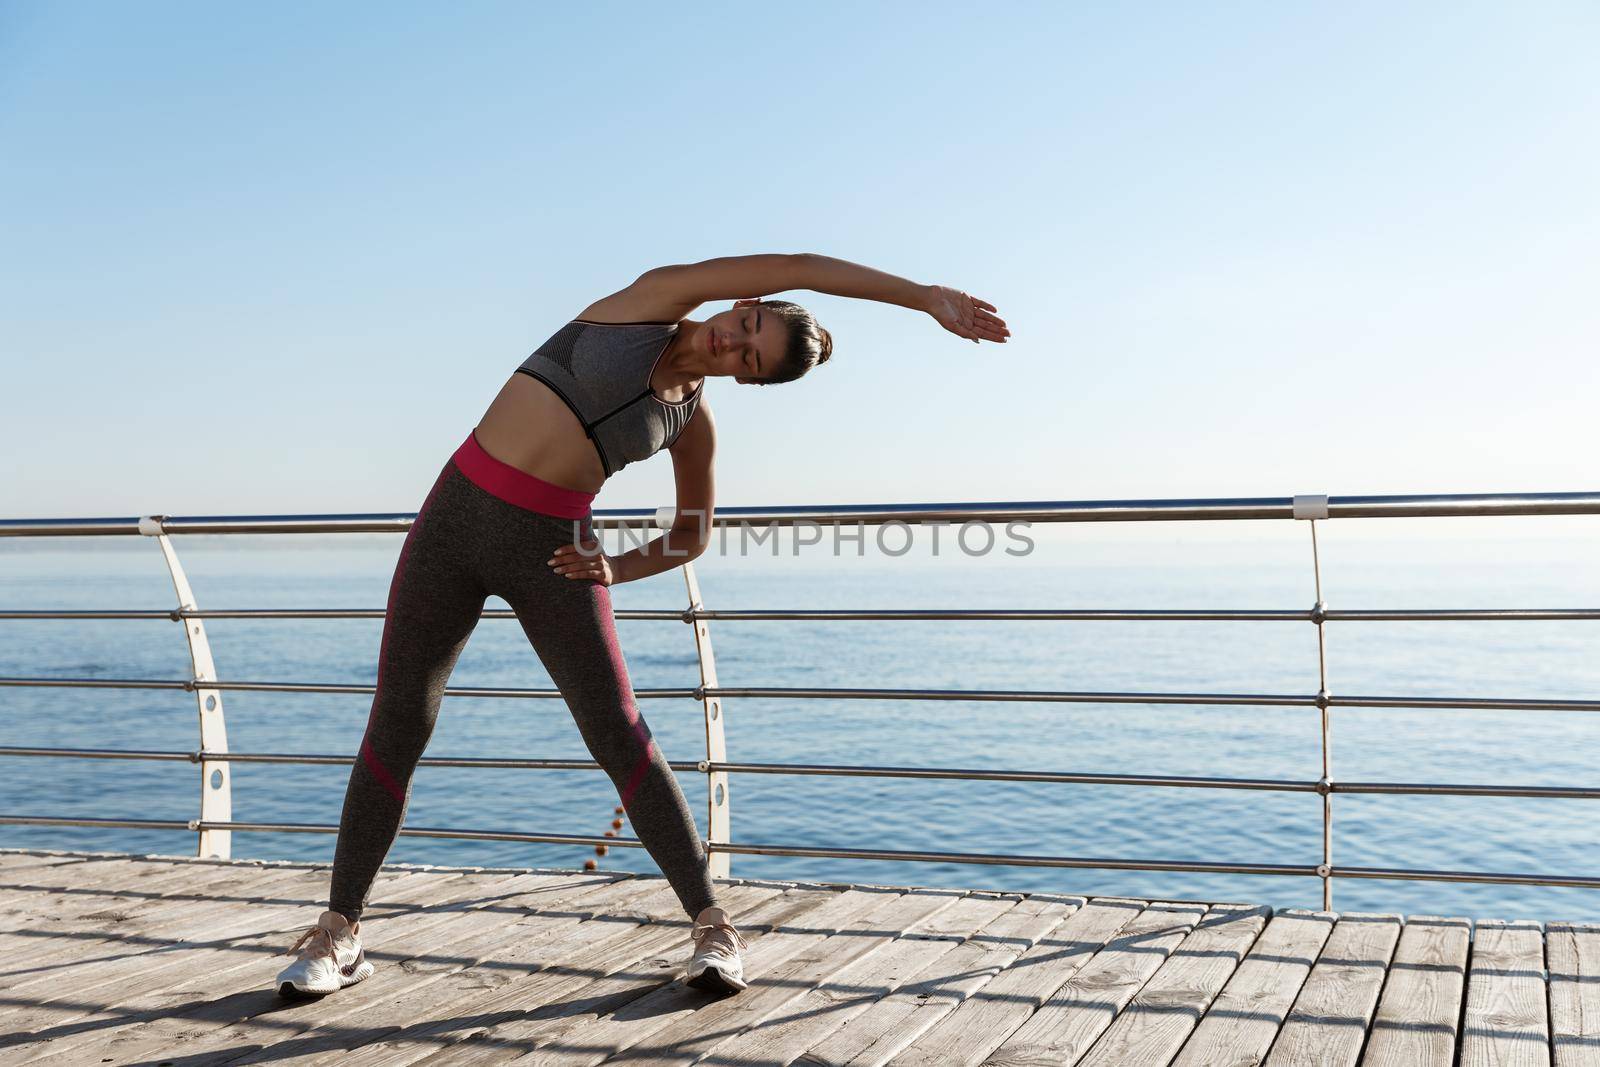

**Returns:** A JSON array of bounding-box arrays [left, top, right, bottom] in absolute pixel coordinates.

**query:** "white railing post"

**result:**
[[139, 516, 232, 859], [681, 560, 731, 879]]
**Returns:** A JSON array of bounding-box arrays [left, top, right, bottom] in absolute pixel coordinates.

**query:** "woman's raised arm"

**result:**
[[794, 254, 1008, 344], [640, 252, 1007, 344]]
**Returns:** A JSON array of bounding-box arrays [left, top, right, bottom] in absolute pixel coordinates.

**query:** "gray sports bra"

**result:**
[[515, 318, 703, 478]]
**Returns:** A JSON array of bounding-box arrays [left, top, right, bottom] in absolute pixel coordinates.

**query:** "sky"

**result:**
[[2, 1, 1597, 525]]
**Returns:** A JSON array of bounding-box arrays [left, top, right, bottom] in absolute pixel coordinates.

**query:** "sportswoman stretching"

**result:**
[[273, 252, 1010, 998]]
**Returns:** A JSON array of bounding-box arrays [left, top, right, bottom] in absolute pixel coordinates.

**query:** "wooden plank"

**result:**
[[984, 901, 1208, 1066], [0, 851, 99, 875], [1266, 913, 1402, 1067], [1077, 903, 1271, 1066], [0, 867, 508, 1061], [312, 882, 839, 1067], [16, 869, 632, 1066], [0, 862, 99, 912], [0, 850, 135, 873], [0, 850, 72, 867], [485, 887, 915, 1066], [1361, 915, 1471, 1067], [0, 856, 267, 934], [0, 863, 326, 981], [893, 897, 1136, 1066], [1171, 909, 1335, 1067], [622, 887, 974, 1066], [649, 889, 985, 1062], [0, 864, 251, 949], [0, 849, 128, 866], [0, 863, 347, 998], [1549, 922, 1600, 1067], [0, 856, 323, 923], [0, 854, 256, 890], [1461, 919, 1550, 1067], [798, 894, 1092, 1066], [716, 894, 1026, 1066]]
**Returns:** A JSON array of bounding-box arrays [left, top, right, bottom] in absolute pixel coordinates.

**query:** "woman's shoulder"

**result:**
[[575, 283, 688, 326]]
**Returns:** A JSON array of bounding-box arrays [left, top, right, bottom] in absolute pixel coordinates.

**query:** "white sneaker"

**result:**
[[275, 909, 375, 998], [684, 905, 749, 993]]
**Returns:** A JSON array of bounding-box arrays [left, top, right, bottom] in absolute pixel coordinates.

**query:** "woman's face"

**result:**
[[700, 301, 790, 385]]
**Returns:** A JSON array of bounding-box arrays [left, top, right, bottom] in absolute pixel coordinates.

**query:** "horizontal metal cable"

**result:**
[[6, 491, 1600, 538], [0, 677, 192, 691], [198, 820, 652, 848], [0, 607, 687, 621], [696, 607, 1600, 622], [701, 686, 1318, 706], [0, 746, 699, 773], [4, 676, 1597, 712], [0, 678, 1316, 706], [1332, 865, 1600, 889], [705, 839, 1316, 876], [0, 814, 655, 850], [1329, 694, 1600, 712], [727, 767, 1600, 798], [6, 747, 1600, 800], [708, 687, 1600, 712], [1323, 609, 1600, 621], [0, 610, 182, 621], [5, 606, 1600, 623], [9, 813, 1600, 888], [711, 840, 1600, 889], [0, 676, 695, 699], [686, 608, 1313, 622], [683, 608, 1600, 623], [0, 815, 196, 832], [705, 761, 1316, 791], [1330, 781, 1600, 799]]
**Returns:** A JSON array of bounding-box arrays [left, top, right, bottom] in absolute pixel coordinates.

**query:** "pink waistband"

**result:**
[[451, 430, 596, 519]]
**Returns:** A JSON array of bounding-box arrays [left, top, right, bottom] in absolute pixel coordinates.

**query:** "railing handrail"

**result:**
[[6, 488, 1600, 537]]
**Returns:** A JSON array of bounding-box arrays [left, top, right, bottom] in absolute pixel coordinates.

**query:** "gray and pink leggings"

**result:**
[[328, 429, 719, 922]]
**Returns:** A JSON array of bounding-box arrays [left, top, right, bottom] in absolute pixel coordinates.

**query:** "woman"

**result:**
[[273, 252, 1010, 999]]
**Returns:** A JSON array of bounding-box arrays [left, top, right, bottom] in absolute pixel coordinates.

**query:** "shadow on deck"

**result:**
[[0, 848, 1592, 1065]]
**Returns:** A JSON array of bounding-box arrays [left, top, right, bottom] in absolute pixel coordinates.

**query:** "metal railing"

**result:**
[[3, 490, 1599, 908]]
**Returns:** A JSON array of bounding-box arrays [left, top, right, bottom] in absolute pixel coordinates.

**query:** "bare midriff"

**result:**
[[473, 374, 609, 494]]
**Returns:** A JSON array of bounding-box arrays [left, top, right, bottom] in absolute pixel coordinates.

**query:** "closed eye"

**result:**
[[746, 311, 763, 374]]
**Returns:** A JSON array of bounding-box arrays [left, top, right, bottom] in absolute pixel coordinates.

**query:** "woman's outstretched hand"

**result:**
[[924, 284, 1010, 344], [547, 537, 618, 586]]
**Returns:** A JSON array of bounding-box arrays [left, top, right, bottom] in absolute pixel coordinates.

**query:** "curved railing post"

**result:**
[[139, 516, 232, 858], [681, 560, 731, 879]]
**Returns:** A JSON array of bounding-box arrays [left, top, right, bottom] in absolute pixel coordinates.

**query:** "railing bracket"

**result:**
[[1293, 495, 1330, 520]]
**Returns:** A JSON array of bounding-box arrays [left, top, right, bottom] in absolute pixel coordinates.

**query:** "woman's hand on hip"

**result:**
[[548, 537, 617, 586], [924, 284, 1009, 344]]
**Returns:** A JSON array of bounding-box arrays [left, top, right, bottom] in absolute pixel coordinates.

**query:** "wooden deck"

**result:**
[[0, 848, 1594, 1066]]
